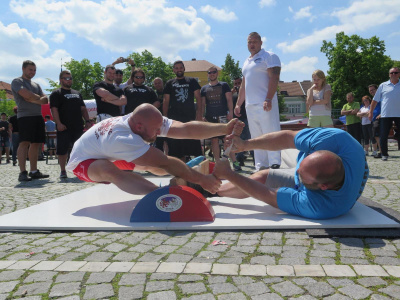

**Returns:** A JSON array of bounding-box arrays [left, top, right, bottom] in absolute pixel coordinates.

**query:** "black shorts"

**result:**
[[205, 115, 227, 140], [372, 119, 380, 137], [57, 130, 83, 155], [18, 116, 46, 143], [166, 138, 202, 159]]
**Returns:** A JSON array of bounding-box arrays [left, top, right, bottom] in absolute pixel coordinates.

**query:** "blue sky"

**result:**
[[1, 0, 399, 91]]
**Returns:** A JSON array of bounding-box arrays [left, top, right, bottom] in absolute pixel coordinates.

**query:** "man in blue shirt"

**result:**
[[368, 67, 400, 161], [213, 128, 369, 220]]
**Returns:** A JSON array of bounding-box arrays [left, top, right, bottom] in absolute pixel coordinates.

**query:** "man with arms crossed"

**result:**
[[93, 65, 127, 122], [235, 32, 282, 171], [66, 104, 244, 196], [50, 70, 91, 178], [213, 128, 368, 220], [11, 60, 49, 181]]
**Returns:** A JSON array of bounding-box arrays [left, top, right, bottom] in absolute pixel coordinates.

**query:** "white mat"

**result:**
[[0, 176, 398, 231]]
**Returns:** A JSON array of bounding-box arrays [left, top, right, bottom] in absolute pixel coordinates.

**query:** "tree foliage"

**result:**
[[321, 32, 393, 108], [0, 99, 17, 117], [47, 58, 104, 100], [220, 54, 242, 88], [127, 50, 175, 86]]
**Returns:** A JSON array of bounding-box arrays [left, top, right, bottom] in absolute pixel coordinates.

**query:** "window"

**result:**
[[288, 104, 301, 114]]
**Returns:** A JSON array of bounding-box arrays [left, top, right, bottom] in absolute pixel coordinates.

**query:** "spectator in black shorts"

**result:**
[[163, 61, 203, 162], [8, 106, 19, 166], [11, 60, 49, 181], [152, 77, 167, 154], [368, 84, 382, 158], [0, 112, 11, 164], [200, 66, 238, 169], [50, 70, 91, 178]]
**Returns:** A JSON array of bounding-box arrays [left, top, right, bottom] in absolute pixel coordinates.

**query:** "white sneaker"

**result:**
[[372, 150, 377, 156], [382, 156, 388, 161]]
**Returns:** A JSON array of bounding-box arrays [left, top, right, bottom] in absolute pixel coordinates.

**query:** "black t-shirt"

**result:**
[[93, 81, 123, 117], [163, 77, 201, 122], [50, 88, 86, 131], [155, 89, 163, 113], [8, 115, 18, 133], [123, 85, 158, 114], [201, 82, 231, 118], [232, 91, 247, 121], [0, 120, 9, 139]]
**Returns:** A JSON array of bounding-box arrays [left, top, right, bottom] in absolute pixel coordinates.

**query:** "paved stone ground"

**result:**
[[0, 142, 399, 299]]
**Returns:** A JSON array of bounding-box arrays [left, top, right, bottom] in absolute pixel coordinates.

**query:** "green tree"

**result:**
[[127, 50, 174, 86], [220, 54, 242, 88], [0, 99, 17, 117], [321, 32, 393, 109], [47, 58, 104, 100]]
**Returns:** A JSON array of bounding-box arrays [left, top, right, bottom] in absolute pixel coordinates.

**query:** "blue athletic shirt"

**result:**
[[277, 128, 369, 219]]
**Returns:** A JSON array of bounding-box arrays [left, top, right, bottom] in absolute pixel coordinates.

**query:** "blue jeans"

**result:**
[[380, 117, 400, 156], [11, 133, 19, 162]]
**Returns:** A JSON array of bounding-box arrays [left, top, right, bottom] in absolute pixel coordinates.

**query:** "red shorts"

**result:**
[[72, 159, 136, 183]]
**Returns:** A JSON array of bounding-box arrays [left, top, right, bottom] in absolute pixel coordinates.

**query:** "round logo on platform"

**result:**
[[156, 194, 183, 212]]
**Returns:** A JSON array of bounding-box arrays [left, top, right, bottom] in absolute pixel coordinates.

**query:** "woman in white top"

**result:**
[[357, 96, 378, 156], [306, 70, 333, 128]]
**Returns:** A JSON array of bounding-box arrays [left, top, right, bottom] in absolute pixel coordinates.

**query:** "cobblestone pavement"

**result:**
[[0, 143, 399, 299]]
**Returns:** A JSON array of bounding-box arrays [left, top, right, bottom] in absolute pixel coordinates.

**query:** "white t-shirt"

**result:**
[[359, 106, 371, 125], [309, 84, 332, 117], [242, 49, 281, 105], [66, 114, 173, 171]]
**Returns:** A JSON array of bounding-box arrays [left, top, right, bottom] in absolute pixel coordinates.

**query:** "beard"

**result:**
[[176, 71, 184, 78]]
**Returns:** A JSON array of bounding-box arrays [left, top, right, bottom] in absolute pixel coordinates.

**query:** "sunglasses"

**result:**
[[207, 71, 217, 75], [62, 77, 73, 80], [390, 72, 399, 75], [134, 76, 144, 79]]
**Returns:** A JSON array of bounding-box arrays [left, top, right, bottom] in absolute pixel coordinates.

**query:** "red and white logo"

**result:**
[[156, 194, 183, 212]]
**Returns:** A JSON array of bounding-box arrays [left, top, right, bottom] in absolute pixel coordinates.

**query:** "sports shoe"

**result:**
[[271, 164, 281, 169], [60, 171, 68, 179], [28, 170, 49, 179], [364, 150, 369, 156], [382, 156, 388, 161], [374, 152, 382, 158], [233, 161, 242, 171], [18, 171, 32, 182], [13, 160, 17, 166], [372, 150, 377, 157]]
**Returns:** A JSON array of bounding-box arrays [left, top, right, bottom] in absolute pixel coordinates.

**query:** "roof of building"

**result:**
[[0, 81, 14, 99], [278, 80, 312, 97], [182, 59, 222, 72]]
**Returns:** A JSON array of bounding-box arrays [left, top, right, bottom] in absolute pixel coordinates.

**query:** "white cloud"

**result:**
[[278, 0, 400, 53], [259, 0, 276, 8], [51, 32, 65, 43], [288, 6, 293, 13], [0, 21, 71, 89], [9, 0, 213, 62], [282, 56, 318, 75], [200, 5, 237, 22], [293, 6, 313, 20], [261, 36, 267, 43]]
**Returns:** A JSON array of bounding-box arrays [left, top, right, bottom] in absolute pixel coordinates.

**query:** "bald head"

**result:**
[[128, 104, 163, 143], [299, 150, 345, 190]]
